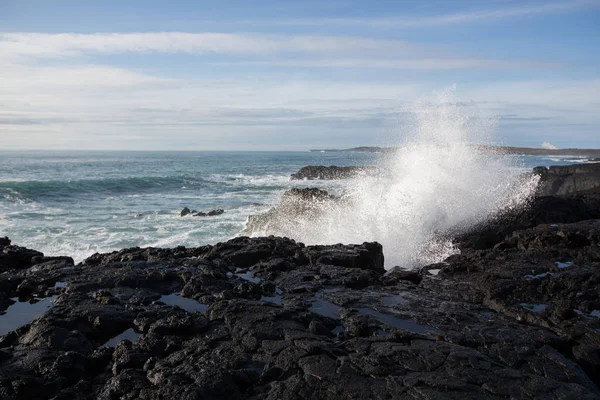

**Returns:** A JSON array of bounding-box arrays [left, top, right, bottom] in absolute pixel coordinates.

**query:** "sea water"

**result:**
[[0, 150, 376, 262], [0, 149, 589, 267]]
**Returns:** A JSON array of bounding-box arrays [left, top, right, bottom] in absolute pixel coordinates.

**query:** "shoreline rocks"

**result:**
[[242, 188, 339, 238], [2, 189, 600, 398], [1, 165, 600, 398], [291, 165, 381, 180], [534, 163, 600, 196], [181, 208, 225, 217]]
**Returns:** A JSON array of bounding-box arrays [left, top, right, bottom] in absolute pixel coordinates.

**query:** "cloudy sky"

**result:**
[[1, 0, 599, 150]]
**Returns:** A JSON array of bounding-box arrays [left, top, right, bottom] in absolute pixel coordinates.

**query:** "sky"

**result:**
[[0, 0, 599, 150]]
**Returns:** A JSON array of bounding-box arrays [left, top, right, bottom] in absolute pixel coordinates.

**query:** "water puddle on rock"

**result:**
[[54, 282, 67, 288], [381, 295, 406, 307], [520, 303, 547, 313], [375, 329, 392, 337], [356, 308, 441, 334], [236, 271, 262, 284], [331, 326, 344, 335], [260, 295, 283, 305], [575, 310, 600, 319], [0, 297, 55, 336], [102, 328, 141, 347], [524, 272, 554, 280], [555, 261, 573, 269], [308, 298, 344, 319], [158, 294, 208, 314]]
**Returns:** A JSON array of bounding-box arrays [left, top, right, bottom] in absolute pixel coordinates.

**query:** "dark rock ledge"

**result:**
[[2, 197, 600, 399], [291, 165, 381, 180]]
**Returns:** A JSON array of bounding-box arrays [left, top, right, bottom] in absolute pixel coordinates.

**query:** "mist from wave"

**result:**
[[246, 91, 540, 268]]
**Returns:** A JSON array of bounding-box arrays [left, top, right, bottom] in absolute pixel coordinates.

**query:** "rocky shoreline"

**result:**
[[1, 165, 600, 399], [291, 166, 381, 180]]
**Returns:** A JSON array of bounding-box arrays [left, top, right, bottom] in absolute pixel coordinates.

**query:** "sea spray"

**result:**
[[245, 91, 540, 268]]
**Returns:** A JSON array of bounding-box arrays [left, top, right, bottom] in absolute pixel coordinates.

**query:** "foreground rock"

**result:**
[[291, 165, 380, 180], [2, 192, 600, 399], [535, 163, 600, 196]]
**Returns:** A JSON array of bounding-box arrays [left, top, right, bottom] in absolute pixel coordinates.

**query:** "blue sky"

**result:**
[[1, 0, 599, 150]]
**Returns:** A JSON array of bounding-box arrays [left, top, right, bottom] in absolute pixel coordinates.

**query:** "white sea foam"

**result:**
[[247, 90, 539, 268]]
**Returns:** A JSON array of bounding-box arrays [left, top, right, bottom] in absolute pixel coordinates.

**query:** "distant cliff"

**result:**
[[311, 145, 600, 156]]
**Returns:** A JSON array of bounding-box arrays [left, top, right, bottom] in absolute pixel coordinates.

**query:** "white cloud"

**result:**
[[0, 12, 596, 150], [277, 0, 599, 28], [0, 65, 170, 89], [225, 58, 561, 70], [0, 32, 419, 61], [541, 141, 558, 149]]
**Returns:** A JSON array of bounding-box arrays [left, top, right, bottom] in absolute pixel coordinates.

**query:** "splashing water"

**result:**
[[247, 91, 540, 268]]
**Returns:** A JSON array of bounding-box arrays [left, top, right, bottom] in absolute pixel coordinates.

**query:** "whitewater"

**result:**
[[0, 97, 593, 267], [244, 94, 543, 267]]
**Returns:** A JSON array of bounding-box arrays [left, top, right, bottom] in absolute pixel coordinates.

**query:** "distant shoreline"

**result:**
[[310, 146, 600, 156]]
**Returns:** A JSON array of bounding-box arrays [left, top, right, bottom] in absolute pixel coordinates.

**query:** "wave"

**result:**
[[246, 89, 540, 269], [0, 172, 294, 205], [0, 176, 214, 202]]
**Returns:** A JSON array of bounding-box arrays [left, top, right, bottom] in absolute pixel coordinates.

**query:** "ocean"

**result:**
[[0, 150, 595, 266]]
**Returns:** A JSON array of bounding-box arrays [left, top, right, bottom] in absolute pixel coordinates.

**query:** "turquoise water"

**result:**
[[0, 150, 592, 262], [0, 151, 375, 261]]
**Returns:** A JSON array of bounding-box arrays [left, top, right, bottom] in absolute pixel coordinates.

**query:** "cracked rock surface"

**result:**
[[1, 192, 600, 399]]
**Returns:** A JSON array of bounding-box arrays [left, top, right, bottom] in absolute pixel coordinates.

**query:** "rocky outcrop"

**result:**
[[193, 209, 224, 217], [242, 188, 339, 237], [0, 244, 44, 272], [456, 190, 600, 250], [2, 186, 600, 399], [181, 208, 225, 217], [3, 178, 600, 398], [535, 163, 600, 196], [291, 165, 380, 180]]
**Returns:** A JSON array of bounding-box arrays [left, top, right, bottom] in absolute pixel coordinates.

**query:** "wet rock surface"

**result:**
[[291, 165, 381, 180], [535, 163, 600, 196], [242, 188, 340, 237], [2, 194, 600, 398], [181, 208, 225, 217]]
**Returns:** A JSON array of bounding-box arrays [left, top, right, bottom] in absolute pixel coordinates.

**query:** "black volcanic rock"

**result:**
[[0, 245, 44, 272], [3, 182, 600, 398], [291, 165, 380, 180], [242, 188, 339, 237], [281, 187, 336, 202], [193, 209, 224, 217], [535, 163, 600, 196], [456, 190, 600, 250]]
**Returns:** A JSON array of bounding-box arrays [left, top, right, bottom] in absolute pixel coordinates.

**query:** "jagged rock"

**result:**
[[242, 188, 339, 237], [456, 191, 600, 250], [0, 237, 11, 246], [193, 209, 224, 217], [1, 191, 600, 398], [291, 165, 380, 180], [180, 207, 191, 217], [0, 245, 44, 271], [535, 163, 600, 196]]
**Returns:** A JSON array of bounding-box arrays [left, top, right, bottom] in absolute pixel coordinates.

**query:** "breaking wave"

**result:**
[[246, 90, 540, 268]]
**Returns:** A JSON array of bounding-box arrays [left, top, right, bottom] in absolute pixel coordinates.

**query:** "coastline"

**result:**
[[310, 145, 600, 157], [1, 164, 600, 398]]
